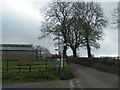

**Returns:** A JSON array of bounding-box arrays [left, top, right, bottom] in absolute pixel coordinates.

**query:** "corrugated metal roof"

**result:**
[[1, 47, 35, 51], [0, 43, 33, 47], [0, 44, 35, 51]]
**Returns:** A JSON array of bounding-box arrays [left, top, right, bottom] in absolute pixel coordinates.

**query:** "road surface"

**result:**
[[71, 64, 118, 88], [3, 64, 118, 89]]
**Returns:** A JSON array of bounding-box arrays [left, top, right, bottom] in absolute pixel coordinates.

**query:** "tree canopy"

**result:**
[[39, 2, 107, 58]]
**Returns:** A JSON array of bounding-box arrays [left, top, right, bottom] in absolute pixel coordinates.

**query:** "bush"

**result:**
[[59, 64, 74, 80], [67, 57, 118, 75], [92, 63, 118, 74], [2, 64, 75, 83], [2, 71, 59, 83]]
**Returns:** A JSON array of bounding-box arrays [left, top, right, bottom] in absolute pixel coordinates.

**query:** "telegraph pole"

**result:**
[[58, 31, 61, 65], [58, 31, 63, 69]]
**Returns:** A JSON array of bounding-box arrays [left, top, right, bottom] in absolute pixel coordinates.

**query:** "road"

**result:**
[[2, 64, 118, 89], [71, 64, 118, 88]]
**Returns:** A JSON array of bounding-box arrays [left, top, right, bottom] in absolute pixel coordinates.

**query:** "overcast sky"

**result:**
[[1, 0, 118, 57]]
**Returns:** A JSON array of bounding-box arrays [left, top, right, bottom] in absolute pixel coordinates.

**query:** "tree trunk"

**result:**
[[63, 45, 67, 58], [86, 38, 91, 58], [71, 48, 77, 57], [73, 49, 77, 57]]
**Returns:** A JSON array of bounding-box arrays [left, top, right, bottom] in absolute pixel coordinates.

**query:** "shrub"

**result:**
[[3, 64, 75, 83], [2, 71, 59, 83], [67, 57, 118, 75], [59, 64, 74, 80]]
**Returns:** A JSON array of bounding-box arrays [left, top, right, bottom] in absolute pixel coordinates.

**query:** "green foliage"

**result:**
[[2, 64, 75, 84], [92, 63, 118, 74], [68, 57, 118, 75], [58, 64, 74, 80], [2, 60, 55, 72], [2, 70, 59, 84]]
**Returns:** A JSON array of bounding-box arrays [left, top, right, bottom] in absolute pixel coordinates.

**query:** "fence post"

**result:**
[[6, 60, 8, 72], [29, 64, 31, 72], [49, 60, 51, 71], [46, 59, 47, 70], [19, 65, 21, 73], [18, 60, 21, 73], [39, 63, 41, 71]]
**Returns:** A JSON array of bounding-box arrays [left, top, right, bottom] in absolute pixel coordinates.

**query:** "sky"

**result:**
[[1, 0, 119, 57]]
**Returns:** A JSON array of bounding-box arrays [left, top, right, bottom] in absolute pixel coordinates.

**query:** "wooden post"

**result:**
[[39, 60, 41, 71], [20, 65, 21, 73], [39, 64, 41, 71], [29, 64, 31, 72], [49, 60, 51, 71], [46, 60, 47, 70], [18, 61, 21, 73], [6, 60, 8, 72]]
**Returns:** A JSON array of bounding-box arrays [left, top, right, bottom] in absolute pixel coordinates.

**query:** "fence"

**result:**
[[2, 59, 56, 73]]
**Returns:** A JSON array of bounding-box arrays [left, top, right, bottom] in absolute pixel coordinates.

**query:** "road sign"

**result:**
[[55, 49, 58, 51], [56, 59, 60, 67]]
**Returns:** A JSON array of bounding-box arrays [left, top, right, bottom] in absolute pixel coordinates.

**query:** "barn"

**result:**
[[0, 43, 37, 65]]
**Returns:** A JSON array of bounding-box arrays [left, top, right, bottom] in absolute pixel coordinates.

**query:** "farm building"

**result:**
[[0, 43, 37, 65]]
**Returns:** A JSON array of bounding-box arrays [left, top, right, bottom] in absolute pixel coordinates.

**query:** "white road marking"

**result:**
[[70, 80, 74, 89], [75, 79, 83, 89]]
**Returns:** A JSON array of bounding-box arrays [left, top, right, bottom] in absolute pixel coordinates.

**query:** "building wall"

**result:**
[[2, 50, 36, 61], [1, 44, 38, 65]]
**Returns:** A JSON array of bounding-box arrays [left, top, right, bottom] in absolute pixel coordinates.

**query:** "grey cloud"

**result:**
[[2, 1, 118, 57]]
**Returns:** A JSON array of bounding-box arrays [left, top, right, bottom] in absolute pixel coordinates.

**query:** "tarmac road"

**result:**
[[71, 64, 118, 88], [2, 64, 118, 89]]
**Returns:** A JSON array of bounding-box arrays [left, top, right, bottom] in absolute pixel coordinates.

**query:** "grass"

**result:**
[[58, 64, 74, 80], [2, 63, 75, 84], [2, 60, 56, 72], [2, 71, 59, 84]]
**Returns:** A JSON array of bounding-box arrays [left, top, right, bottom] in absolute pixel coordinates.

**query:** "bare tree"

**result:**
[[39, 2, 107, 58], [36, 45, 50, 57], [39, 2, 73, 58], [118, 1, 120, 30], [112, 1, 120, 29], [67, 17, 84, 57], [73, 2, 107, 58]]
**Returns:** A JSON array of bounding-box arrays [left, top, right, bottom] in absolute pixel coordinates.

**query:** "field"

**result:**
[[2, 59, 56, 73], [2, 60, 74, 84]]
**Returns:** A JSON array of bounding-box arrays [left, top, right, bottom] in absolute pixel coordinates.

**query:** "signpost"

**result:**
[[55, 32, 66, 69], [55, 47, 63, 69], [60, 46, 63, 69], [55, 58, 60, 71]]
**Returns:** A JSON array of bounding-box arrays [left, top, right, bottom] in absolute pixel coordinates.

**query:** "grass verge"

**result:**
[[2, 64, 74, 84]]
